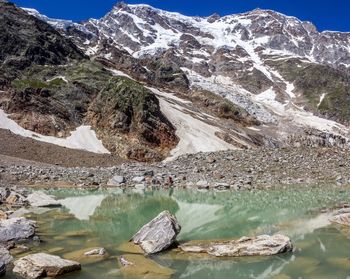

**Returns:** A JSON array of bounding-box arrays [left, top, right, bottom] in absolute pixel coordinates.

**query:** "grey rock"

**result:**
[[131, 210, 181, 254], [0, 217, 36, 243], [13, 253, 81, 279], [26, 192, 61, 207], [179, 234, 293, 257], [107, 175, 125, 186], [0, 246, 12, 265]]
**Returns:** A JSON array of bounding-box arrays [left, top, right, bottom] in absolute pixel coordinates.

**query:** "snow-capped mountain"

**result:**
[[69, 3, 350, 70], [3, 2, 350, 160], [30, 3, 350, 137]]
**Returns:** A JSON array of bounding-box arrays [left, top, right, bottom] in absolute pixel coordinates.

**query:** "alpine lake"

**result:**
[[5, 185, 350, 279]]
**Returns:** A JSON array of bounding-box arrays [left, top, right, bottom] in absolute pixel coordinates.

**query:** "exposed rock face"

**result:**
[[13, 253, 81, 279], [86, 76, 178, 161], [131, 211, 181, 254], [179, 234, 293, 257], [0, 217, 36, 243], [0, 1, 85, 78], [26, 192, 61, 207]]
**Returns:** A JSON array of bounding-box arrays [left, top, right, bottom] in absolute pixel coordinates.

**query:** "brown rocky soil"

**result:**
[[0, 129, 125, 168]]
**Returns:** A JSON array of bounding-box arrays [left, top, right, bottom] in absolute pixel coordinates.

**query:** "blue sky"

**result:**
[[12, 0, 350, 32]]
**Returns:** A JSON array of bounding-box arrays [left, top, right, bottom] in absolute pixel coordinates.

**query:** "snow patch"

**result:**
[[154, 91, 235, 160], [0, 109, 110, 154], [317, 93, 326, 108]]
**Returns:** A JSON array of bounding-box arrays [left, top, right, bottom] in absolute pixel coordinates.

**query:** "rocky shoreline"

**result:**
[[1, 147, 349, 191]]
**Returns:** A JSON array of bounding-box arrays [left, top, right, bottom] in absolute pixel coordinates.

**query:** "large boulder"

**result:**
[[0, 217, 36, 243], [131, 211, 181, 254], [179, 234, 293, 257], [26, 192, 61, 207], [13, 253, 81, 279]]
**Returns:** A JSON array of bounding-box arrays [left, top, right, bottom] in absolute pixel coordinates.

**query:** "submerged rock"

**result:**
[[26, 192, 61, 207], [13, 253, 81, 279], [131, 211, 181, 254], [0, 217, 36, 243], [84, 248, 106, 256], [179, 234, 293, 257], [118, 254, 174, 279]]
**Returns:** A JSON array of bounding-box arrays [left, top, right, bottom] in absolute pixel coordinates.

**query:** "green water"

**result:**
[[6, 186, 350, 279]]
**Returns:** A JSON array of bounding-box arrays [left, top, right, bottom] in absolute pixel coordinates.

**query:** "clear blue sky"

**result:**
[[11, 0, 350, 32]]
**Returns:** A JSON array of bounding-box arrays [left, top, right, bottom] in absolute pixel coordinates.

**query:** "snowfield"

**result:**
[[151, 89, 236, 161], [0, 109, 110, 154]]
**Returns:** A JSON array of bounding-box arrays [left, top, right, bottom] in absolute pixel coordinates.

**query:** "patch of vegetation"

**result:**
[[267, 59, 350, 124]]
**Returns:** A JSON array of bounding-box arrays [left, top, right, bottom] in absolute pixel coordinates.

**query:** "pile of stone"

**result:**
[[3, 147, 350, 190]]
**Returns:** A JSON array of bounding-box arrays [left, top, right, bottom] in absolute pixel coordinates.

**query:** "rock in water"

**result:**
[[0, 246, 12, 265], [0, 261, 5, 277], [13, 253, 81, 279], [330, 212, 350, 226], [84, 248, 106, 256], [26, 192, 61, 207], [0, 218, 36, 243], [179, 234, 293, 257], [131, 211, 181, 254]]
